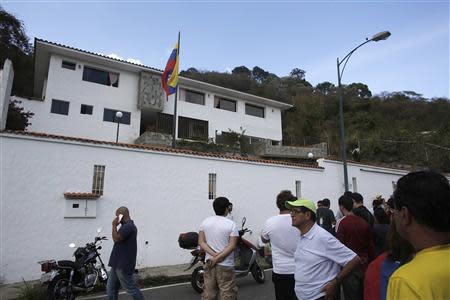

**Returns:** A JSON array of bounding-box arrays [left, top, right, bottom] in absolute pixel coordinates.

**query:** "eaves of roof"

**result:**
[[33, 39, 292, 110], [1, 131, 322, 170]]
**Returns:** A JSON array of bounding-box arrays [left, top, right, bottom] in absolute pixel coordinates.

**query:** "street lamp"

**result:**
[[337, 30, 391, 191], [115, 111, 123, 143]]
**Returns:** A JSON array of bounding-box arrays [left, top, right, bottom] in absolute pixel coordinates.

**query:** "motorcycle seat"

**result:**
[[57, 260, 76, 269]]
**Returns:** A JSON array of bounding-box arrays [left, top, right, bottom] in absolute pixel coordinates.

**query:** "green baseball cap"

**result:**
[[285, 198, 317, 215]]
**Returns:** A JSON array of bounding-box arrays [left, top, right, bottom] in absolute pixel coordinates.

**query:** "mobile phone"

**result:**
[[118, 214, 123, 223]]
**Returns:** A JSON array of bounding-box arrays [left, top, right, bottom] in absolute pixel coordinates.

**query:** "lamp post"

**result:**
[[115, 111, 123, 143], [337, 31, 391, 191]]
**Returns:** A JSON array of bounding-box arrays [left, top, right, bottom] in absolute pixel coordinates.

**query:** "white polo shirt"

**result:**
[[199, 215, 239, 267], [294, 223, 356, 300], [261, 214, 300, 274]]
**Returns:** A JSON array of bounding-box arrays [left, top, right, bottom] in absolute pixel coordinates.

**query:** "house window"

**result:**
[[62, 60, 76, 70], [295, 180, 301, 198], [156, 113, 174, 134], [83, 66, 119, 87], [209, 173, 217, 200], [214, 97, 236, 112], [185, 90, 205, 105], [352, 177, 358, 192], [103, 108, 131, 125], [51, 99, 70, 115], [80, 104, 93, 115], [178, 116, 208, 141], [92, 165, 105, 195], [245, 103, 265, 118]]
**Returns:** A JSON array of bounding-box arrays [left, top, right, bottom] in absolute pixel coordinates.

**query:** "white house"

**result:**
[[19, 39, 292, 145]]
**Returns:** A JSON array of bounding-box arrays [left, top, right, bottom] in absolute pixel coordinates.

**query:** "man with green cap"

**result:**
[[286, 198, 361, 300]]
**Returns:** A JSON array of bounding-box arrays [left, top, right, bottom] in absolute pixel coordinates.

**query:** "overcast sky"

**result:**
[[3, 0, 449, 99]]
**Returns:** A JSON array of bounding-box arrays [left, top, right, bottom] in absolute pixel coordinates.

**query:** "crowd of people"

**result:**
[[103, 170, 449, 300], [198, 170, 450, 300]]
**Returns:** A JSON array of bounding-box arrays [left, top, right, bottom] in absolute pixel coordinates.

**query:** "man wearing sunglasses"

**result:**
[[286, 198, 361, 300], [387, 171, 450, 300]]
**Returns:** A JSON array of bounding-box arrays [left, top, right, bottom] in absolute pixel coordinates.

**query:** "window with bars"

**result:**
[[92, 165, 105, 195], [156, 113, 173, 134], [178, 116, 208, 141], [209, 173, 217, 200], [295, 180, 301, 198]]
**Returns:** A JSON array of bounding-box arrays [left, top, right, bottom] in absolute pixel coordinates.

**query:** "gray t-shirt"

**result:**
[[108, 220, 138, 274]]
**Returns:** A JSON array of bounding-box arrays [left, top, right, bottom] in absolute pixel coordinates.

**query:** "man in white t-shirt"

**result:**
[[261, 190, 299, 300], [199, 197, 239, 300], [286, 198, 361, 300]]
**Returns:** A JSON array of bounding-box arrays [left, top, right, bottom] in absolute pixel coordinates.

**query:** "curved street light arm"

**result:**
[[338, 39, 373, 80]]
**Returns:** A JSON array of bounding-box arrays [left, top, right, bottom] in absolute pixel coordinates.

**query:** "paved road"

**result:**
[[81, 270, 274, 300]]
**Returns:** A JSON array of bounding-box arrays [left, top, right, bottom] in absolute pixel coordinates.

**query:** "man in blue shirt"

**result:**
[[107, 207, 144, 300]]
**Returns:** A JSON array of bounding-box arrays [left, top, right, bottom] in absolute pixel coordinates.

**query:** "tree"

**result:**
[[231, 66, 251, 77], [289, 68, 306, 81], [5, 100, 34, 130], [252, 66, 269, 83], [0, 6, 34, 97], [315, 82, 336, 95]]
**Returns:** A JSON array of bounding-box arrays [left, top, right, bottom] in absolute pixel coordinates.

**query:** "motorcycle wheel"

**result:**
[[250, 263, 265, 283], [47, 275, 75, 300], [191, 266, 204, 294]]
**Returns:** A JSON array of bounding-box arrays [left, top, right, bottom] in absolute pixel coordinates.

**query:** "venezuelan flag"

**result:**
[[162, 42, 179, 97]]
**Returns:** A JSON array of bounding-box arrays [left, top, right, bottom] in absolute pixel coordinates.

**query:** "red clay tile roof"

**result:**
[[2, 130, 323, 169], [64, 192, 101, 199]]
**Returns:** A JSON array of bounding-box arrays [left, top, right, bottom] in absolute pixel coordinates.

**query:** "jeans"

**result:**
[[106, 268, 144, 300], [342, 268, 364, 300], [272, 272, 298, 300]]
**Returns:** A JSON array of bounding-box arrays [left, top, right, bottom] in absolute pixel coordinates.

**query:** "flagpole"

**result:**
[[171, 31, 180, 148]]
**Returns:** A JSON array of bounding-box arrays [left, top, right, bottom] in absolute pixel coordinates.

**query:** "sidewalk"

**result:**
[[0, 263, 193, 300]]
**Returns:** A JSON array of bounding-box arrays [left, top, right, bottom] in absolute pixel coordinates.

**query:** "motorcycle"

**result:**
[[38, 229, 109, 300], [179, 217, 266, 293]]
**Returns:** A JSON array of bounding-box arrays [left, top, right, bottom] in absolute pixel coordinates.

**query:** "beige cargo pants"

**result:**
[[202, 264, 237, 300]]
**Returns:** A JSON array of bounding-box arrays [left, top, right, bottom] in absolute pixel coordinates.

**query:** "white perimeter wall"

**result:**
[[0, 134, 406, 284]]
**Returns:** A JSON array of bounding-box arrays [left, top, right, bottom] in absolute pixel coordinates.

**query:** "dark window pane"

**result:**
[[103, 108, 131, 125], [245, 103, 265, 118], [178, 116, 208, 141], [51, 99, 70, 115], [80, 104, 93, 115], [72, 204, 79, 208], [214, 97, 236, 112], [185, 90, 205, 105], [83, 66, 119, 87], [156, 113, 173, 134], [62, 61, 76, 70]]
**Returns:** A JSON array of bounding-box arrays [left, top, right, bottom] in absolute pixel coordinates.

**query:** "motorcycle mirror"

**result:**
[[241, 217, 246, 227], [69, 243, 76, 248]]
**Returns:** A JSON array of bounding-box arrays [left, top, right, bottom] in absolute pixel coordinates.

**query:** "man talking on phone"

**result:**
[[107, 206, 144, 300]]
